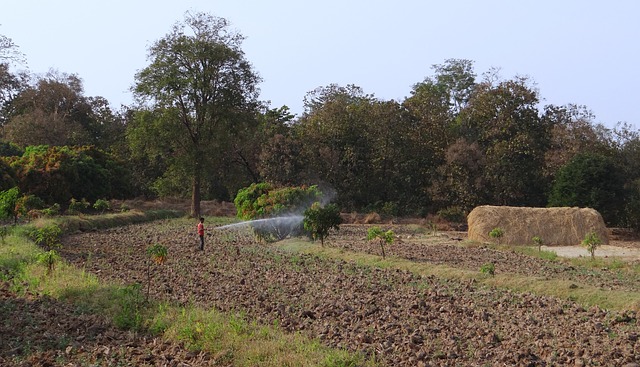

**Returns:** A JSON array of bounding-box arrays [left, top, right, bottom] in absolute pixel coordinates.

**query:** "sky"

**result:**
[[2, 0, 639, 129]]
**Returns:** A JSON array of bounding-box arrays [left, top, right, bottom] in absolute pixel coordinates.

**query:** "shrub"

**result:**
[[489, 227, 504, 243], [33, 224, 62, 274], [0, 187, 20, 224], [582, 230, 602, 260], [234, 183, 321, 241], [93, 199, 110, 213], [367, 226, 394, 259], [480, 262, 495, 276], [68, 198, 90, 214], [303, 202, 342, 246]]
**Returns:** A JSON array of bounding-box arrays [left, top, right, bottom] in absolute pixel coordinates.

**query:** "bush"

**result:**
[[93, 199, 110, 213], [303, 202, 342, 246], [68, 198, 90, 214], [234, 183, 321, 241]]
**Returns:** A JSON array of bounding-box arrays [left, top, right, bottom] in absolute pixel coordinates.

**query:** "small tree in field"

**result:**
[[581, 230, 602, 260], [532, 236, 543, 251], [367, 226, 394, 259], [146, 243, 168, 301], [34, 224, 62, 274], [303, 202, 342, 247]]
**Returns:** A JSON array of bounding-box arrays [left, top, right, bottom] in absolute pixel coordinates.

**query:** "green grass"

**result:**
[[0, 212, 375, 367]]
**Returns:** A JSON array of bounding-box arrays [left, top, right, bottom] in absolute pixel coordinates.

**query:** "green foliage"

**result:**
[[532, 236, 543, 251], [131, 12, 261, 216], [234, 183, 321, 241], [0, 226, 8, 244], [7, 145, 131, 206], [15, 194, 45, 220], [33, 224, 62, 251], [37, 249, 61, 275], [93, 199, 110, 213], [488, 227, 504, 242], [0, 186, 20, 224], [68, 197, 90, 214], [367, 226, 394, 259], [235, 183, 321, 220], [303, 202, 342, 246], [114, 283, 145, 330], [480, 262, 495, 276], [549, 153, 625, 225], [33, 224, 62, 274], [147, 243, 168, 265], [41, 203, 61, 217], [581, 231, 602, 260]]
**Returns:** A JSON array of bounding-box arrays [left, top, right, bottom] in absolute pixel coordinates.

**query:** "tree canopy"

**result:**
[[131, 11, 261, 217]]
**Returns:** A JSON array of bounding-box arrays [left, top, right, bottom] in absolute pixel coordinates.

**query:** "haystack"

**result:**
[[467, 206, 609, 246]]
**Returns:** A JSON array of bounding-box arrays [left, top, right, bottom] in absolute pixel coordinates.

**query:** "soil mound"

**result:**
[[467, 205, 609, 246]]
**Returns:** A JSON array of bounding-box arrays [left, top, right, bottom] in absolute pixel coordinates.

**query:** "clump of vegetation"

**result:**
[[93, 199, 110, 213], [146, 243, 168, 301], [68, 198, 90, 214], [41, 203, 61, 217], [367, 226, 394, 259], [0, 187, 21, 224], [0, 226, 8, 244], [582, 230, 602, 260], [303, 202, 342, 247], [234, 182, 321, 241], [480, 262, 495, 276], [34, 224, 62, 274], [532, 236, 544, 251], [489, 227, 504, 244]]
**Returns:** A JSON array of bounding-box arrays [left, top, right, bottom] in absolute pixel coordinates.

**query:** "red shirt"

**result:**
[[197, 222, 204, 236]]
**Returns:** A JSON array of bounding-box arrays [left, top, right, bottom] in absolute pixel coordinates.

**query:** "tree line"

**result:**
[[1, 12, 638, 228]]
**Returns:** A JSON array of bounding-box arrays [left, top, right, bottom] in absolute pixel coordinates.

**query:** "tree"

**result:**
[[367, 226, 394, 259], [303, 202, 342, 246], [0, 186, 19, 224], [131, 12, 261, 217], [3, 70, 119, 147], [548, 153, 625, 225], [455, 76, 550, 206]]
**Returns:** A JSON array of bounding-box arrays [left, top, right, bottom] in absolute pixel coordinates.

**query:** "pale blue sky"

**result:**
[[2, 1, 638, 129]]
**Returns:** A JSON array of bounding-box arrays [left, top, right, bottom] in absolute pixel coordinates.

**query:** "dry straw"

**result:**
[[467, 206, 609, 246]]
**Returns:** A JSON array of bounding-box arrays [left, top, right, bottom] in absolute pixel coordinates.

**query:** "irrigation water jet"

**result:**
[[215, 215, 305, 240]]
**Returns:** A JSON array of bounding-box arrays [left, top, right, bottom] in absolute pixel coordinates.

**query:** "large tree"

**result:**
[[131, 12, 261, 217], [3, 70, 120, 148]]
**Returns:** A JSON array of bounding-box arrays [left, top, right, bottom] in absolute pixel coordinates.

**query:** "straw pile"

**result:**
[[467, 205, 609, 246]]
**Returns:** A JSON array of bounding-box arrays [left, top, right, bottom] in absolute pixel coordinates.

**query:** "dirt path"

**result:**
[[545, 244, 640, 260]]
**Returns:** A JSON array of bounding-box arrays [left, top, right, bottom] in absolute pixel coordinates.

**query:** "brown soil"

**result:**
[[4, 207, 640, 366], [48, 220, 640, 366]]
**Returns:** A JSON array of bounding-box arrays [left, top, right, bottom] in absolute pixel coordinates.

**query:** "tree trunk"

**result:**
[[191, 169, 201, 218]]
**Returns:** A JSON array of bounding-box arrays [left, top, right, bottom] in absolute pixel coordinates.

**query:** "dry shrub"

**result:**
[[467, 205, 609, 246]]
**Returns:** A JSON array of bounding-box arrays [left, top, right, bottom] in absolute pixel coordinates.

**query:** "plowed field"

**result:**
[[42, 220, 640, 366]]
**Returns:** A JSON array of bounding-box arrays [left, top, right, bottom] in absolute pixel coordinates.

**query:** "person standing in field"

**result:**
[[197, 217, 205, 250]]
